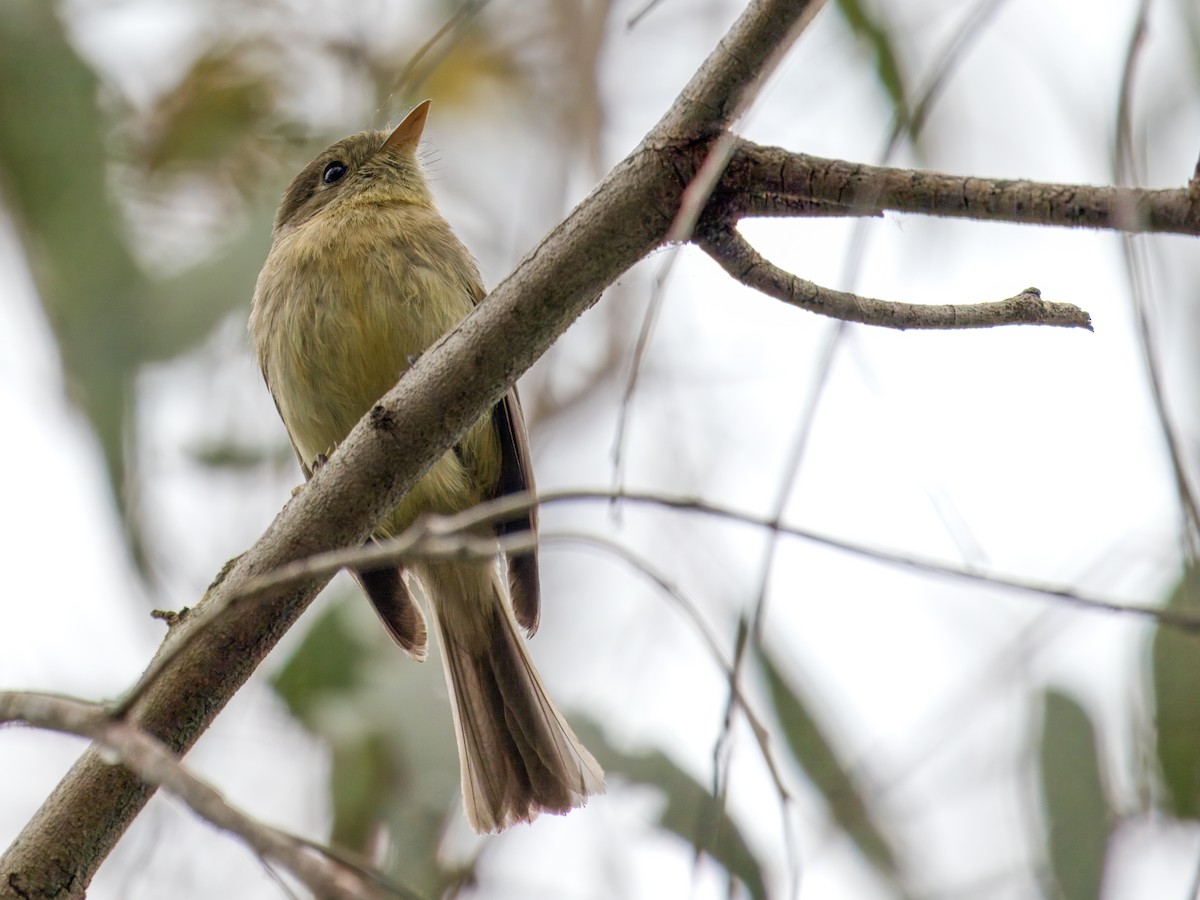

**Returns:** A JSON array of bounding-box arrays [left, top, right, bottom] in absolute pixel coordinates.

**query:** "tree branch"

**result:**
[[720, 140, 1200, 235], [0, 693, 397, 900], [697, 224, 1093, 329]]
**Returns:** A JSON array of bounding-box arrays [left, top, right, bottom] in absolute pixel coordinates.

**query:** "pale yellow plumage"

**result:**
[[249, 102, 603, 832]]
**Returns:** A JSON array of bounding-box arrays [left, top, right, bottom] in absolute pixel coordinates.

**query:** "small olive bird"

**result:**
[[249, 101, 603, 832]]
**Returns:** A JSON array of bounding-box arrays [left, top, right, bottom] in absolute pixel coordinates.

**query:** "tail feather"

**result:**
[[417, 560, 604, 833], [355, 561, 427, 661]]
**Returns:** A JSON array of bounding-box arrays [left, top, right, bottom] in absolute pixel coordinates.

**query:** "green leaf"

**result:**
[[147, 204, 277, 363], [1038, 689, 1111, 900], [139, 47, 276, 173], [329, 732, 405, 853], [571, 718, 768, 900], [759, 647, 901, 880], [270, 601, 373, 726], [269, 596, 465, 894], [833, 0, 911, 133], [0, 1, 147, 523], [1150, 570, 1200, 818]]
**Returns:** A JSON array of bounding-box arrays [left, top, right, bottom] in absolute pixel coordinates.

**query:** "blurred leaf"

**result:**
[[571, 718, 768, 900], [833, 0, 912, 134], [270, 598, 465, 894], [271, 600, 374, 726], [329, 732, 404, 853], [759, 647, 902, 880], [0, 3, 270, 571], [140, 46, 277, 174], [0, 0, 147, 523], [149, 203, 276, 362], [187, 439, 275, 471], [1038, 689, 1111, 900], [417, 29, 523, 105], [1151, 570, 1200, 818]]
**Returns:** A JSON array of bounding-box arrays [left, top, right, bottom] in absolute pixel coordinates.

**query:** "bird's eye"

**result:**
[[322, 161, 348, 185]]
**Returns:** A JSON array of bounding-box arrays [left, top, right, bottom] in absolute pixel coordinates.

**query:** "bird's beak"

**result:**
[[382, 100, 431, 153]]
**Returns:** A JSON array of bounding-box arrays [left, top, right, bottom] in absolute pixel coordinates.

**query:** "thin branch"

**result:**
[[897, 0, 1012, 150], [697, 224, 1093, 329], [112, 528, 536, 719], [548, 533, 802, 887], [725, 141, 1200, 235], [390, 1, 490, 99], [619, 0, 821, 496], [212, 489, 1200, 633], [0, 693, 407, 900], [610, 248, 679, 495], [1113, 0, 1200, 558], [1189, 836, 1200, 900], [710, 330, 836, 899], [668, 131, 742, 243], [626, 0, 667, 30]]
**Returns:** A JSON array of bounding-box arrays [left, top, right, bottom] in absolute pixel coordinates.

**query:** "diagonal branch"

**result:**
[[0, 0, 828, 895], [697, 224, 1093, 329]]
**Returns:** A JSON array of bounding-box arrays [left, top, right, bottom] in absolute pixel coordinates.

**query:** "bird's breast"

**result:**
[[251, 203, 481, 467]]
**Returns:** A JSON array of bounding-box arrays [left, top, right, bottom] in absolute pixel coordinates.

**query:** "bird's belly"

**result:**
[[270, 286, 410, 470], [264, 270, 499, 537]]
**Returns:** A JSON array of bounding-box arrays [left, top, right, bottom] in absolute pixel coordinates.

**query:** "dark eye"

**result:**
[[322, 161, 348, 185]]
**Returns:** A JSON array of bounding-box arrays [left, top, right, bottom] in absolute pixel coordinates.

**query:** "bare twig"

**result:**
[[549, 533, 801, 883], [616, 0, 824, 497], [113, 481, 1198, 738], [114, 527, 533, 718], [224, 489, 1200, 633], [1113, 0, 1200, 559], [390, 0, 490, 99], [697, 224, 1092, 329], [896, 0, 1012, 151], [626, 0, 667, 30], [0, 693, 407, 900], [610, 247, 680, 495]]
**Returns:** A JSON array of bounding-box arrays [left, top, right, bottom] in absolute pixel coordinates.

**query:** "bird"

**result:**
[[249, 100, 603, 832]]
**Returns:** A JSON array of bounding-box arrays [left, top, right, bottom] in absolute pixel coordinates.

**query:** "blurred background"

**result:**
[[2, 0, 1200, 897]]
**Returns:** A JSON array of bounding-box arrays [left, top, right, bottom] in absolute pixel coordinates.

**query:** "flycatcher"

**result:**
[[249, 100, 603, 833]]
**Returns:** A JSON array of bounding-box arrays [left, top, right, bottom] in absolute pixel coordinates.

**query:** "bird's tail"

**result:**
[[416, 560, 604, 833]]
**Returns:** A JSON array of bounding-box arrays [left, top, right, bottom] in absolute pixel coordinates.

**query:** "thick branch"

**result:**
[[0, 0, 826, 895], [697, 225, 1093, 330], [721, 140, 1200, 235]]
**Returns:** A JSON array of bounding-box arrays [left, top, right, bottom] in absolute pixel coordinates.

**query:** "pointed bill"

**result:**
[[382, 99, 431, 153]]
